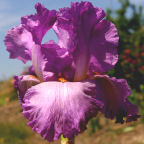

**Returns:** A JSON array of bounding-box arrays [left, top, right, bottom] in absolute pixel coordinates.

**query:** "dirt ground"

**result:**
[[0, 101, 144, 144]]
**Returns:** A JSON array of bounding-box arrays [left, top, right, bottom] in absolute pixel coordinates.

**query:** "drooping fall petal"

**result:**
[[4, 2, 140, 142], [94, 75, 140, 123], [21, 81, 103, 141], [14, 75, 40, 104]]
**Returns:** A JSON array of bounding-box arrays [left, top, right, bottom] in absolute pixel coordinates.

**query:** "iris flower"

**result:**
[[4, 1, 139, 142]]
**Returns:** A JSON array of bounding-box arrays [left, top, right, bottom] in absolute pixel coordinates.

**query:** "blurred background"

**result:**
[[0, 0, 144, 143]]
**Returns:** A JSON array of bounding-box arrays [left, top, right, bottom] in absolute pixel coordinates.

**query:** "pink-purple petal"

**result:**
[[22, 81, 103, 141], [53, 23, 77, 53], [55, 1, 119, 76], [4, 25, 34, 63], [56, 1, 105, 53], [32, 42, 73, 81], [94, 75, 140, 123], [21, 3, 57, 44], [14, 75, 40, 104], [89, 20, 119, 73]]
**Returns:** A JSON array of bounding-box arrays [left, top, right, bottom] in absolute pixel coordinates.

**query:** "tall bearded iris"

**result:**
[[4, 1, 139, 142]]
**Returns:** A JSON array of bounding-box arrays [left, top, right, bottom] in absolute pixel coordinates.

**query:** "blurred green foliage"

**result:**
[[106, 0, 144, 91], [129, 84, 144, 123], [0, 79, 17, 106], [0, 122, 33, 144], [89, 117, 102, 134]]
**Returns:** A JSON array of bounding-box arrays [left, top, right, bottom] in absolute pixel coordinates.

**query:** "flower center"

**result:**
[[58, 77, 67, 82]]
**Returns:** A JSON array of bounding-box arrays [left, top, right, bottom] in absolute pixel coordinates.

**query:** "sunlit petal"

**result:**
[[4, 25, 34, 63], [32, 42, 73, 81], [22, 81, 103, 141], [21, 3, 57, 44], [55, 2, 118, 80]]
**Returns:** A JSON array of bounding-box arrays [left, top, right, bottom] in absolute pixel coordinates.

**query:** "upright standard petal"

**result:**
[[32, 42, 73, 81], [4, 25, 35, 63], [53, 23, 77, 53], [22, 81, 103, 141], [55, 1, 118, 80], [89, 20, 118, 73], [56, 1, 105, 52], [94, 75, 140, 123], [21, 3, 57, 44]]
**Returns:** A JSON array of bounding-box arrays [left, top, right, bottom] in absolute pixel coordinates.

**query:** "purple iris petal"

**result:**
[[28, 66, 36, 76], [55, 1, 118, 80], [4, 3, 57, 63], [22, 81, 103, 141], [4, 25, 34, 63], [14, 75, 40, 104], [89, 20, 118, 74], [53, 23, 77, 53], [32, 41, 73, 81], [21, 3, 57, 44], [94, 75, 140, 123], [4, 1, 140, 142]]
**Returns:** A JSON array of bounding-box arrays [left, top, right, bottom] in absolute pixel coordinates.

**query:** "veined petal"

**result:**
[[14, 75, 40, 104], [56, 1, 105, 52], [89, 20, 118, 73], [55, 1, 118, 80], [21, 3, 57, 44], [94, 75, 140, 123], [4, 25, 35, 63], [53, 23, 77, 53], [32, 42, 73, 81], [4, 3, 57, 63], [22, 81, 103, 141]]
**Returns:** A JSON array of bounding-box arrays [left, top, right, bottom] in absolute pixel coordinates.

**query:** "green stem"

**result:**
[[61, 135, 74, 144]]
